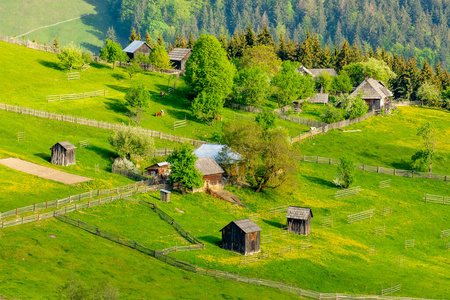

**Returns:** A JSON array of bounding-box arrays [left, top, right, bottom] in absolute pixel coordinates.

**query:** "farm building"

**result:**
[[220, 218, 262, 255], [195, 156, 224, 185], [286, 206, 313, 235], [145, 162, 170, 179], [123, 41, 152, 60], [50, 142, 76, 166], [193, 144, 243, 176], [168, 48, 192, 71], [297, 66, 337, 77], [350, 78, 393, 112]]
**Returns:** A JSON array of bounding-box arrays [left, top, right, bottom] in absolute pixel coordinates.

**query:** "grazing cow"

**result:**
[[160, 91, 166, 97], [215, 115, 222, 121], [155, 110, 164, 117]]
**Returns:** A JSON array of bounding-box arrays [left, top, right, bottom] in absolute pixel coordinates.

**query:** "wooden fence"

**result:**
[[152, 148, 174, 157], [0, 34, 59, 54], [335, 186, 363, 198], [347, 209, 375, 223], [423, 194, 450, 205], [155, 244, 204, 256], [66, 72, 80, 80], [46, 90, 107, 102], [322, 215, 333, 227], [441, 229, 450, 239], [405, 239, 415, 249], [392, 100, 422, 106], [301, 155, 450, 182], [0, 103, 207, 146], [381, 284, 401, 296], [379, 179, 391, 188], [174, 119, 186, 130]]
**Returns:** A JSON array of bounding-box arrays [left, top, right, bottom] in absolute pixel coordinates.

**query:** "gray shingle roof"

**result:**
[[297, 66, 337, 77], [350, 78, 393, 100], [169, 48, 192, 61], [286, 206, 313, 220], [308, 93, 329, 103], [123, 41, 150, 53], [195, 157, 224, 176], [221, 218, 262, 233], [55, 141, 76, 150]]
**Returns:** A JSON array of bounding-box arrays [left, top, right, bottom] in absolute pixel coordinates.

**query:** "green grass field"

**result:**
[[0, 0, 121, 53]]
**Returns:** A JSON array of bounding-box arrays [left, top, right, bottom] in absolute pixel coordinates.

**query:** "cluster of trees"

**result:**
[[56, 43, 91, 72], [106, 0, 450, 68]]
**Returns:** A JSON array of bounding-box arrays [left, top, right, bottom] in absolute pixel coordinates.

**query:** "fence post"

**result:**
[[394, 169, 396, 176], [377, 166, 380, 173], [362, 164, 365, 171], [316, 156, 319, 163]]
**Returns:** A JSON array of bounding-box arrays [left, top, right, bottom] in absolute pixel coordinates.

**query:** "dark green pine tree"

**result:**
[[188, 33, 195, 49], [174, 33, 182, 48], [419, 60, 434, 85], [129, 28, 138, 44], [181, 36, 188, 48], [335, 40, 352, 71], [157, 33, 164, 47], [320, 46, 333, 68], [244, 24, 257, 47], [256, 24, 275, 47], [218, 33, 228, 51]]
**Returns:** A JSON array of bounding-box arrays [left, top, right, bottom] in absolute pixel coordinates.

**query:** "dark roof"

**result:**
[[52, 141, 76, 151], [123, 41, 151, 53], [146, 162, 169, 170], [195, 157, 224, 176], [169, 48, 192, 61], [350, 78, 393, 100], [221, 218, 262, 233], [286, 206, 313, 220]]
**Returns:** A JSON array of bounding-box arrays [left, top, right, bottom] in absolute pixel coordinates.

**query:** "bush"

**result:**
[[109, 125, 154, 159], [322, 105, 345, 123], [114, 158, 138, 172], [342, 94, 369, 119], [334, 157, 355, 188]]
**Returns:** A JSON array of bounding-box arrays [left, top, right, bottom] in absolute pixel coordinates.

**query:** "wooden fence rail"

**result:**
[[301, 155, 450, 182], [441, 229, 450, 239], [381, 284, 401, 296], [423, 194, 450, 205], [0, 103, 207, 146], [335, 186, 363, 199], [347, 209, 375, 224], [47, 90, 107, 102]]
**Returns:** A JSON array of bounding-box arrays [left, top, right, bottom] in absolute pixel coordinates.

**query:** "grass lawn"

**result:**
[[299, 106, 450, 174], [0, 218, 297, 299], [0, 41, 310, 140]]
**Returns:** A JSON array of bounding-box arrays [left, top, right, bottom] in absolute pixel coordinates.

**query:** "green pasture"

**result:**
[[300, 107, 450, 174]]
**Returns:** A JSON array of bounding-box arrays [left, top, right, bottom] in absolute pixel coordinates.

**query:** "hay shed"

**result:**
[[286, 206, 313, 235], [220, 218, 262, 255], [195, 156, 224, 185], [50, 142, 76, 166], [168, 48, 192, 71], [123, 41, 152, 60], [146, 162, 170, 179]]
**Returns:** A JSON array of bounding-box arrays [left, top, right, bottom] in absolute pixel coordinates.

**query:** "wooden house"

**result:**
[[168, 48, 192, 71], [350, 78, 393, 112], [193, 143, 243, 177], [145, 162, 170, 179], [220, 218, 262, 255], [195, 157, 224, 185], [286, 206, 313, 235], [297, 66, 337, 77], [123, 41, 152, 60], [50, 142, 76, 166]]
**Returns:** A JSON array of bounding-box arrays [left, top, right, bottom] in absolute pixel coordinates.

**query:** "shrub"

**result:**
[[334, 157, 355, 188], [322, 105, 345, 123]]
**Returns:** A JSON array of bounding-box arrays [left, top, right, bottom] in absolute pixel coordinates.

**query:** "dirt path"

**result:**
[[0, 158, 92, 185]]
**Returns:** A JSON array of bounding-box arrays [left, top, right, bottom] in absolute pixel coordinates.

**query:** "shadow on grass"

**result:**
[[105, 84, 128, 94], [34, 152, 51, 163], [391, 160, 412, 170], [111, 72, 127, 81], [38, 59, 64, 71], [261, 219, 284, 228], [199, 235, 221, 247], [87, 145, 116, 163], [302, 175, 336, 188], [90, 62, 110, 70], [357, 151, 380, 159]]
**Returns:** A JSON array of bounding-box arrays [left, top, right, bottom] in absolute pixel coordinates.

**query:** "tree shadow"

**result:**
[[261, 219, 284, 228], [357, 151, 380, 159], [80, 42, 101, 55], [198, 235, 221, 247], [38, 59, 64, 71], [111, 72, 127, 81], [87, 145, 116, 163], [105, 84, 129, 94], [391, 160, 412, 170], [34, 152, 51, 163], [302, 175, 337, 188], [90, 62, 110, 70]]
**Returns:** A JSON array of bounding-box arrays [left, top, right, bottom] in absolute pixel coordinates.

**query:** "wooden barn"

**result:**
[[286, 206, 313, 235], [123, 41, 152, 60], [220, 219, 262, 255], [145, 162, 170, 179], [50, 142, 76, 166], [350, 78, 393, 112], [195, 156, 224, 185], [168, 48, 192, 71]]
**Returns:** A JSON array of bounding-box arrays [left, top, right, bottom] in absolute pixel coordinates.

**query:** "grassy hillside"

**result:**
[[300, 107, 450, 174], [0, 0, 121, 53], [0, 41, 310, 141]]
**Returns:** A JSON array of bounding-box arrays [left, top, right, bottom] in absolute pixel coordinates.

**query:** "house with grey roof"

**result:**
[[220, 218, 262, 255], [168, 48, 192, 71], [350, 78, 393, 112], [194, 144, 243, 178], [50, 142, 76, 166], [123, 41, 152, 60], [145, 162, 170, 179], [195, 156, 224, 185], [286, 206, 313, 235]]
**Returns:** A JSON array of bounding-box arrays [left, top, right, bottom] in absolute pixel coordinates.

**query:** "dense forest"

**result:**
[[106, 0, 450, 69]]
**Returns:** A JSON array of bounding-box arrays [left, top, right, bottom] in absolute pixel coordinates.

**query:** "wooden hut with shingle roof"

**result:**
[[123, 41, 152, 60], [286, 206, 313, 235], [297, 66, 337, 77], [195, 156, 224, 185], [50, 142, 76, 166], [350, 78, 393, 112], [220, 218, 262, 255], [168, 48, 192, 71]]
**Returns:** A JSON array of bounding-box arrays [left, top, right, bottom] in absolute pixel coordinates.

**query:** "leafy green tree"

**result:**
[[125, 60, 142, 80], [57, 43, 83, 72], [185, 35, 235, 100], [234, 67, 270, 107], [191, 90, 223, 125], [334, 157, 355, 188], [149, 45, 173, 71], [109, 124, 154, 160], [332, 71, 353, 94], [81, 52, 92, 66], [240, 45, 282, 77], [416, 82, 442, 107], [124, 83, 149, 125], [100, 39, 125, 70], [255, 110, 276, 130], [344, 58, 396, 86], [167, 143, 203, 195], [342, 93, 369, 119], [411, 122, 438, 174], [322, 105, 345, 123], [317, 71, 334, 93], [272, 61, 315, 107]]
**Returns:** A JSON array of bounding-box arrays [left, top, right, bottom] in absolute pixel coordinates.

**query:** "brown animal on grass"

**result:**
[[215, 115, 222, 121], [155, 110, 165, 117]]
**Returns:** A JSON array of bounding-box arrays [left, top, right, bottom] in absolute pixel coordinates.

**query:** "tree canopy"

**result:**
[[100, 39, 125, 70], [167, 143, 203, 194], [57, 43, 83, 72], [124, 83, 149, 126]]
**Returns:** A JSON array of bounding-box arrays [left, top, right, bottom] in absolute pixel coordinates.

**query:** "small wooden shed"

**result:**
[[50, 142, 76, 166], [195, 157, 224, 185], [123, 41, 152, 60], [286, 206, 313, 235], [168, 48, 192, 71], [220, 219, 262, 255], [146, 162, 170, 179]]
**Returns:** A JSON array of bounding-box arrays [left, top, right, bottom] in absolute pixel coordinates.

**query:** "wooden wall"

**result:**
[[221, 223, 260, 255], [51, 144, 75, 166], [202, 173, 223, 185], [287, 217, 311, 235]]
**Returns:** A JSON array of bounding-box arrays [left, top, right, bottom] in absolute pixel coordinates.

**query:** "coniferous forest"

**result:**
[[107, 0, 450, 69]]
